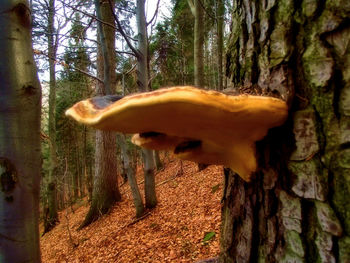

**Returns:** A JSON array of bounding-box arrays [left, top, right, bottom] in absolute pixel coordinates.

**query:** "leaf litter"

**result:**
[[40, 156, 223, 262]]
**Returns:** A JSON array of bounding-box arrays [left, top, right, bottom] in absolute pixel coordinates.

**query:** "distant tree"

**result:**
[[0, 0, 42, 261], [216, 0, 224, 90], [79, 0, 122, 229], [116, 57, 146, 217], [117, 134, 145, 217], [44, 0, 59, 234], [149, 19, 180, 87], [171, 0, 195, 84], [136, 0, 157, 208], [56, 12, 94, 205], [187, 0, 204, 87], [32, 0, 61, 234], [110, 0, 158, 209]]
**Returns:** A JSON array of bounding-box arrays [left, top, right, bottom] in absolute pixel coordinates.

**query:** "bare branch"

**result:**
[[64, 2, 117, 30], [116, 50, 137, 57], [124, 63, 136, 75], [107, 0, 139, 56], [187, 0, 195, 15], [198, 0, 216, 21], [147, 0, 160, 26], [34, 49, 103, 84]]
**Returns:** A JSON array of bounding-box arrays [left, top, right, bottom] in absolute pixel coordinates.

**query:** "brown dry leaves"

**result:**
[[40, 158, 223, 262]]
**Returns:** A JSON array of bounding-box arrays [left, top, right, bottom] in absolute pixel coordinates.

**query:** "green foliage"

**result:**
[[55, 13, 94, 202], [149, 0, 224, 89], [149, 0, 195, 88], [202, 231, 216, 243], [116, 55, 138, 94], [211, 183, 220, 193]]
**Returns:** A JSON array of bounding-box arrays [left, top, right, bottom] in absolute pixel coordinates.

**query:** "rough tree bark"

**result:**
[[220, 0, 350, 262], [79, 0, 121, 229], [136, 0, 157, 209], [0, 1, 42, 262]]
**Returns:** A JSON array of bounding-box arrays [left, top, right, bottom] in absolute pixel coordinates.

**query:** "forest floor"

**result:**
[[40, 157, 223, 262]]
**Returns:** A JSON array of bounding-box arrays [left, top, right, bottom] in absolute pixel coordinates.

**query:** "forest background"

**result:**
[[31, 0, 229, 234], [1, 0, 349, 262]]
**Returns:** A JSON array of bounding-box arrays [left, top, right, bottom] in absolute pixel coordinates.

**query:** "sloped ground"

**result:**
[[40, 158, 223, 262]]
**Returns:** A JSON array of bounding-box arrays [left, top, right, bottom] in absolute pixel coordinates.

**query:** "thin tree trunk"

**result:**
[[43, 0, 59, 234], [118, 134, 145, 217], [216, 0, 224, 90], [136, 0, 157, 209], [143, 149, 157, 208], [0, 1, 42, 261], [73, 131, 80, 200], [154, 151, 163, 171], [81, 126, 88, 197], [188, 0, 204, 87], [220, 0, 350, 262], [136, 0, 148, 92]]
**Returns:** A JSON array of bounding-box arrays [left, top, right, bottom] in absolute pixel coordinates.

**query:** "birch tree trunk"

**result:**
[[79, 0, 121, 229], [220, 0, 350, 262], [136, 0, 157, 209], [0, 1, 42, 261]]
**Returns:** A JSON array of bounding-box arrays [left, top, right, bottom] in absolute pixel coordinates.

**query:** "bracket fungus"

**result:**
[[131, 132, 187, 151], [66, 86, 288, 181]]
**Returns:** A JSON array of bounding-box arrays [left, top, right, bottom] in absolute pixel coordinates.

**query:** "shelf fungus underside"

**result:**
[[66, 86, 288, 181]]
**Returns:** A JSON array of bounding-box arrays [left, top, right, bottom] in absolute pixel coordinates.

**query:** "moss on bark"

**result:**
[[220, 0, 350, 262]]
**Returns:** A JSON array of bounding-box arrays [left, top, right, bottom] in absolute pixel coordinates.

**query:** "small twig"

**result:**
[[119, 212, 151, 230], [124, 63, 136, 75], [117, 50, 137, 57], [64, 2, 117, 30], [156, 175, 178, 187], [65, 212, 78, 248], [296, 94, 308, 103], [34, 49, 103, 84]]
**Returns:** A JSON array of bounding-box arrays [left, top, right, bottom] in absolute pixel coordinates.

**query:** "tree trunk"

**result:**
[[80, 130, 121, 229], [118, 134, 145, 218], [216, 0, 224, 90], [188, 0, 204, 87], [44, 0, 59, 234], [154, 151, 163, 171], [220, 0, 350, 262], [79, 0, 121, 229], [136, 0, 148, 93], [136, 0, 157, 209], [0, 1, 42, 262], [143, 149, 157, 208], [81, 126, 88, 197]]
